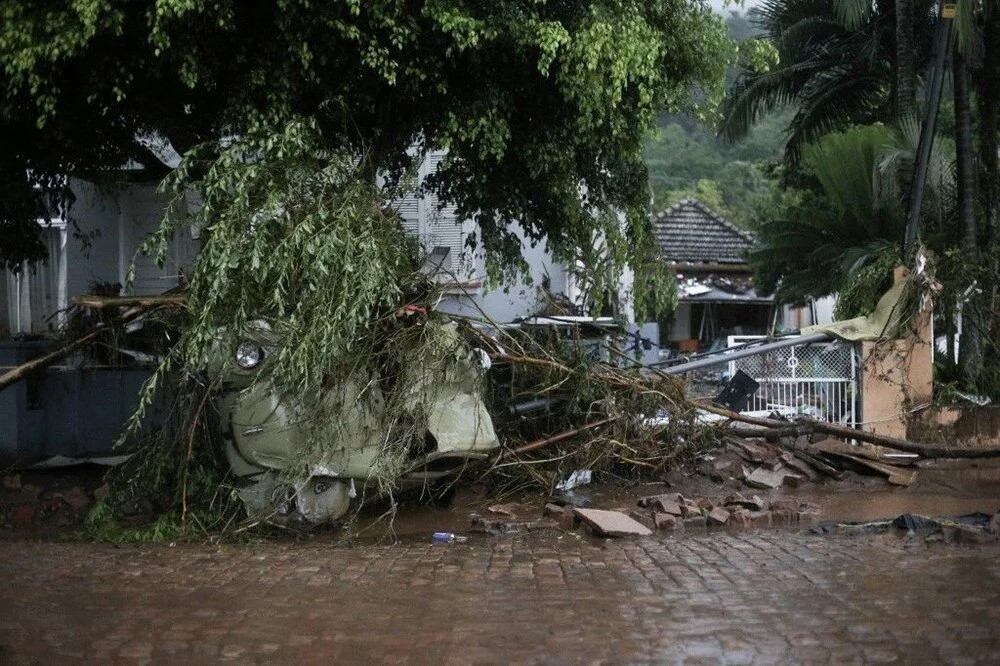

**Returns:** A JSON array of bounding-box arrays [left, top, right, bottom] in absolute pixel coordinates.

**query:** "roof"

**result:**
[[651, 199, 755, 265]]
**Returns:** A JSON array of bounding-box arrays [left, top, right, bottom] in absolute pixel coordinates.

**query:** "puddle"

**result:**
[[787, 459, 1000, 523]]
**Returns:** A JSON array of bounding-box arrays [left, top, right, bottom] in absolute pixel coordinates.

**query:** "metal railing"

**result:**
[[726, 335, 859, 427]]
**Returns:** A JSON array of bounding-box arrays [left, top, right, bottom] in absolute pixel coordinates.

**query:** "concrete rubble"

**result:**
[[572, 508, 652, 537]]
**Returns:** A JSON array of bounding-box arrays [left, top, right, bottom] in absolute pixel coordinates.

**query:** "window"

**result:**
[[4, 221, 67, 335], [395, 152, 474, 284]]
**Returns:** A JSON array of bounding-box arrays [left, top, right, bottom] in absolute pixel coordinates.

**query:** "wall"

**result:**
[[65, 180, 121, 298], [117, 184, 198, 295], [435, 227, 572, 323], [859, 270, 934, 439]]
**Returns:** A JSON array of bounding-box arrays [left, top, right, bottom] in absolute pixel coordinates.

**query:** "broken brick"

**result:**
[[724, 493, 765, 512], [707, 508, 731, 526], [653, 513, 677, 530], [683, 515, 707, 528], [628, 510, 655, 531], [543, 503, 566, 518], [729, 507, 752, 529]]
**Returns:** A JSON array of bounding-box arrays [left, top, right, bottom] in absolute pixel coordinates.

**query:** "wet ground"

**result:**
[[2, 461, 1000, 662], [2, 531, 999, 663]]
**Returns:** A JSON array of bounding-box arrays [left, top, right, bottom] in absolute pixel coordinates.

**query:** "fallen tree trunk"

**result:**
[[0, 304, 166, 394], [72, 294, 187, 309], [699, 402, 1000, 459], [0, 327, 107, 392]]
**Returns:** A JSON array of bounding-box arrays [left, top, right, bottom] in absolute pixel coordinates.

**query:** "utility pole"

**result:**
[[902, 1, 956, 255]]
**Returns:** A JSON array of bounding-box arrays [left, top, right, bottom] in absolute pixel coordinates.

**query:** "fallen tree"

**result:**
[[697, 402, 1000, 459]]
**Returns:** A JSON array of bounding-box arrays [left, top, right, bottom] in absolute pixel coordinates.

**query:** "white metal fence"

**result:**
[[727, 335, 859, 427]]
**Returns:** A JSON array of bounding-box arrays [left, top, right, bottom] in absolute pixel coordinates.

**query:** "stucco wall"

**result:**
[[436, 229, 570, 323], [65, 181, 121, 297]]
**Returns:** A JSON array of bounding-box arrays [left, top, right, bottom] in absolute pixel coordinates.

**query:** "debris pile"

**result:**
[[0, 473, 102, 531]]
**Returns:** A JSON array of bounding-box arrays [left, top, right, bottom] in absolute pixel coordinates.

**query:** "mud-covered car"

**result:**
[[215, 320, 499, 525]]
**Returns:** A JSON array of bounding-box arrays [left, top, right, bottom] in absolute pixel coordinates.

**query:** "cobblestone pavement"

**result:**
[[1, 532, 999, 664]]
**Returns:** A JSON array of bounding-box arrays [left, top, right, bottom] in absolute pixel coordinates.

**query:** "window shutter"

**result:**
[[423, 153, 466, 275], [395, 193, 421, 237]]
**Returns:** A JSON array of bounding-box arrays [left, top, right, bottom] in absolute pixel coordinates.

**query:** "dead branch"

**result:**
[[492, 354, 572, 374], [0, 328, 106, 392], [0, 303, 166, 393], [510, 417, 618, 455], [72, 294, 187, 309], [699, 402, 1000, 459]]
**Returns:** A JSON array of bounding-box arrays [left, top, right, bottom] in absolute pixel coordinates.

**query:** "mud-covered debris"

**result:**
[[707, 507, 731, 525], [543, 503, 565, 518], [628, 510, 655, 530], [779, 452, 820, 482], [654, 513, 678, 530], [744, 467, 789, 489], [573, 508, 652, 537], [724, 493, 765, 512], [487, 503, 519, 519], [2, 475, 21, 490], [683, 515, 707, 528], [637, 494, 684, 516], [745, 466, 803, 490]]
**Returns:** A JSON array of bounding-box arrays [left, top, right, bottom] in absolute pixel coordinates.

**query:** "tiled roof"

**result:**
[[651, 199, 755, 265]]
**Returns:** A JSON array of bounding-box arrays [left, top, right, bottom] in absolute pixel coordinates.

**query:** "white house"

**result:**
[[1, 180, 200, 337], [1, 153, 621, 336]]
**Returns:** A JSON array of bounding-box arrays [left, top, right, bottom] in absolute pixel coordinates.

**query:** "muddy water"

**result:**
[[343, 460, 1000, 541], [783, 458, 1000, 523]]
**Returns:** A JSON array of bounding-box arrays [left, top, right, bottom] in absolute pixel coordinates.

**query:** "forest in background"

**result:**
[[645, 10, 786, 227]]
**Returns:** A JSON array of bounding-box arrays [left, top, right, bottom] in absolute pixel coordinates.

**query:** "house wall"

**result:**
[[436, 232, 570, 323], [117, 184, 198, 295], [65, 180, 121, 297], [669, 303, 693, 341]]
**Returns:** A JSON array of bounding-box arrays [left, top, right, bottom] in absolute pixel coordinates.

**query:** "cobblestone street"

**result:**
[[1, 532, 999, 664]]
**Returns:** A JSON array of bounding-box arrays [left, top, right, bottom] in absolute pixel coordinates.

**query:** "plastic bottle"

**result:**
[[431, 532, 468, 544]]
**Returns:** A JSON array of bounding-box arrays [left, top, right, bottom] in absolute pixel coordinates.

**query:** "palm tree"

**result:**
[[720, 0, 934, 160], [749, 126, 903, 307], [750, 123, 955, 314]]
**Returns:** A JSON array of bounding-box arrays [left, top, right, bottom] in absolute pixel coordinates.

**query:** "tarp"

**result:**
[[801, 276, 912, 342]]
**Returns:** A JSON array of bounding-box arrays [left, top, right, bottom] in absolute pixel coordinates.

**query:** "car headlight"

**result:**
[[235, 342, 263, 370]]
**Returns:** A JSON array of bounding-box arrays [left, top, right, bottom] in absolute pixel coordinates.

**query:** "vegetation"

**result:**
[[1, 0, 733, 292], [644, 9, 785, 226], [645, 109, 791, 226], [720, 0, 935, 161], [1, 1, 746, 536], [725, 0, 1000, 399]]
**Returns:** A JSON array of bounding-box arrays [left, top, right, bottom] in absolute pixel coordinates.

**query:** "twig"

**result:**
[[181, 380, 214, 525], [510, 417, 618, 455]]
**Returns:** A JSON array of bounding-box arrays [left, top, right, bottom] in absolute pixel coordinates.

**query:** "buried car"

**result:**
[[215, 320, 499, 525]]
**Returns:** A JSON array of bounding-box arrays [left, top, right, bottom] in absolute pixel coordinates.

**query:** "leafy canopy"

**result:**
[[719, 0, 934, 160], [1, 0, 732, 288], [749, 125, 904, 309]]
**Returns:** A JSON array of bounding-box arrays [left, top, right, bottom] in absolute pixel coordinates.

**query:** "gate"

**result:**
[[727, 335, 859, 427]]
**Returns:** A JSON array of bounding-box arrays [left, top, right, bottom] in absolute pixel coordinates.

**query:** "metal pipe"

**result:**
[[662, 332, 832, 375]]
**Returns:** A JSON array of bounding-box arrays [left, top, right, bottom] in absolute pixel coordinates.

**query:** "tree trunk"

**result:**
[[895, 0, 918, 119], [954, 47, 984, 386], [980, 14, 1000, 285], [954, 48, 977, 262], [975, 11, 1000, 391]]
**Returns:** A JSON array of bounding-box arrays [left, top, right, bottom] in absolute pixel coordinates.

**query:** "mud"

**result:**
[[344, 458, 1000, 543]]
